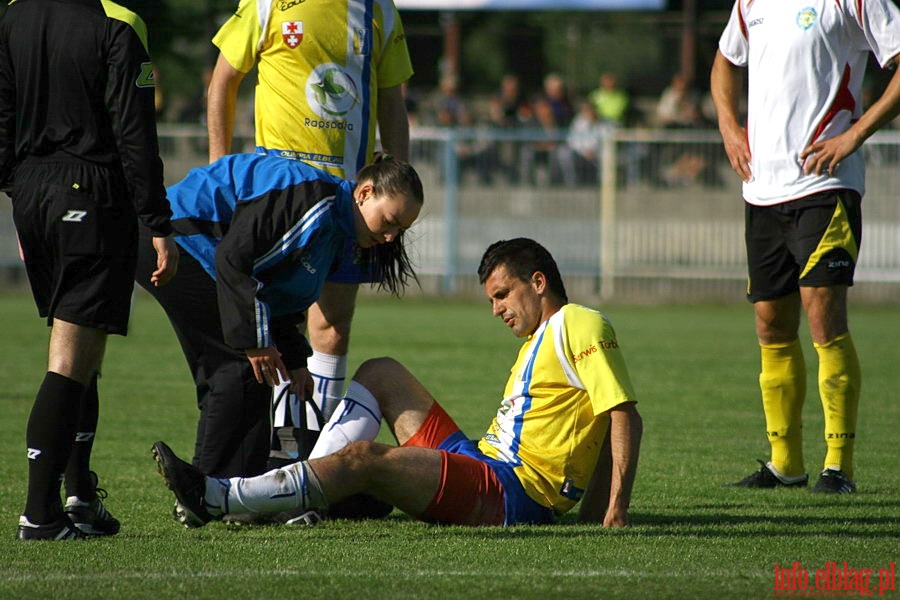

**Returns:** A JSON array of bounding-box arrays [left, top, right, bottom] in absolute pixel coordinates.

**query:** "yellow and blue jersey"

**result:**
[[478, 304, 637, 514], [212, 0, 413, 177]]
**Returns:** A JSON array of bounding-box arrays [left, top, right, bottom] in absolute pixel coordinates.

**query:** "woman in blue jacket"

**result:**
[[135, 153, 423, 483]]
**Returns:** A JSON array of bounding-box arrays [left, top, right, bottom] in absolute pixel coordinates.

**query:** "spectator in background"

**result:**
[[489, 73, 529, 183], [656, 74, 704, 129], [589, 73, 630, 127], [519, 95, 563, 186], [654, 73, 709, 186], [432, 75, 493, 184], [555, 101, 608, 186], [432, 74, 470, 128], [495, 73, 528, 127], [541, 73, 574, 128]]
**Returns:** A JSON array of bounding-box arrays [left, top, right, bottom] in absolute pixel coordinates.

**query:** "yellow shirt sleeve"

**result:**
[[560, 305, 637, 415], [212, 0, 264, 74], [374, 0, 413, 89]]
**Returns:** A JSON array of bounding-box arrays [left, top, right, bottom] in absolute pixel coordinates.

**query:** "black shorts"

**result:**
[[12, 160, 138, 335], [745, 189, 861, 303]]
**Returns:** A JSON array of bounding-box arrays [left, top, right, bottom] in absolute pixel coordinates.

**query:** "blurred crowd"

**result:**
[[161, 69, 728, 189], [404, 71, 722, 188]]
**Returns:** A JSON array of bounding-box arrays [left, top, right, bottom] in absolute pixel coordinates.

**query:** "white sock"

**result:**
[[308, 381, 382, 460], [206, 461, 326, 516], [308, 351, 348, 421]]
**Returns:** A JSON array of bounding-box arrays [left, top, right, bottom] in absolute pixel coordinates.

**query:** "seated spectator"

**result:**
[[653, 74, 710, 187], [554, 101, 610, 186], [432, 73, 469, 127], [495, 73, 528, 127], [431, 76, 493, 184], [541, 73, 574, 128], [489, 73, 529, 183], [519, 95, 563, 186], [656, 74, 704, 129]]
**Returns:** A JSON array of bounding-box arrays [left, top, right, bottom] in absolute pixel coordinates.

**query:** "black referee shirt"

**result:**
[[0, 0, 171, 236]]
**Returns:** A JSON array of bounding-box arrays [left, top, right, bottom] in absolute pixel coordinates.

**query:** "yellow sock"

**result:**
[[814, 333, 860, 479], [759, 340, 806, 477]]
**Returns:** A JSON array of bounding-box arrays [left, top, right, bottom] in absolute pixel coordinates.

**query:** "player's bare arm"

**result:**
[[603, 402, 642, 527], [377, 84, 410, 161], [577, 428, 612, 523], [207, 53, 246, 163], [801, 54, 900, 176], [711, 50, 752, 182]]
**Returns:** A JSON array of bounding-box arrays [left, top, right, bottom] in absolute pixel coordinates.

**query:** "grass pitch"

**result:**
[[0, 289, 897, 599]]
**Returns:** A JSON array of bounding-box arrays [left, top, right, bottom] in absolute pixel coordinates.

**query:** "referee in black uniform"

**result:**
[[0, 0, 178, 540]]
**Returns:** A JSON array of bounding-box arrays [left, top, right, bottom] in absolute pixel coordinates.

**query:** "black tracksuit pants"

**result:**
[[136, 232, 270, 478]]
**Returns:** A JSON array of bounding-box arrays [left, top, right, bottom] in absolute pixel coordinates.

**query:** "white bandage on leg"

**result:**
[[308, 381, 382, 460]]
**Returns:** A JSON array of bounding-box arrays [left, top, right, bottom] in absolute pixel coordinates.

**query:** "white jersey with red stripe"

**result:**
[[718, 0, 900, 206]]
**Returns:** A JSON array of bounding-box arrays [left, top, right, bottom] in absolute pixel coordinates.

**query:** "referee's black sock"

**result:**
[[24, 372, 83, 524], [65, 372, 99, 501]]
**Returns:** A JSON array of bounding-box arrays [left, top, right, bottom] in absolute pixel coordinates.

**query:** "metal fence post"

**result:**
[[442, 130, 460, 295], [599, 131, 618, 301]]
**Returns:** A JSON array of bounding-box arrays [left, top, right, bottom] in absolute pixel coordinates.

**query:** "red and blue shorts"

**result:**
[[402, 402, 554, 526]]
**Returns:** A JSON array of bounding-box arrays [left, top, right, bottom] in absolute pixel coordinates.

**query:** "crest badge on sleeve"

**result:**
[[282, 21, 303, 49]]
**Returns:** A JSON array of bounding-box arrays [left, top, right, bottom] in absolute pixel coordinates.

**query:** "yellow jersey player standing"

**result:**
[[205, 0, 413, 475]]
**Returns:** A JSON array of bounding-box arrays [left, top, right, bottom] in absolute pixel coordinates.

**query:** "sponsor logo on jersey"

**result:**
[[136, 62, 156, 88], [62, 210, 88, 223], [796, 7, 817, 30], [572, 339, 618, 363], [27, 448, 41, 460], [748, 18, 763, 28], [278, 0, 307, 10], [306, 63, 360, 120], [282, 21, 303, 49]]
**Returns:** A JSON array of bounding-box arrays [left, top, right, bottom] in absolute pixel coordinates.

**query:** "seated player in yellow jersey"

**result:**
[[151, 238, 643, 527]]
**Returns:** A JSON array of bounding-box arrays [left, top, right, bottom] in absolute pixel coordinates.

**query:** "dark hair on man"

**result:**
[[356, 153, 424, 296], [477, 238, 568, 303]]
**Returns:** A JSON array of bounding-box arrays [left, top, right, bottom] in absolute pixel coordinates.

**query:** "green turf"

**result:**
[[0, 289, 897, 599]]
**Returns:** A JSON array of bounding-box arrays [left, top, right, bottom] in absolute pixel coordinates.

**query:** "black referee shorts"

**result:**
[[745, 189, 862, 303], [12, 160, 138, 335]]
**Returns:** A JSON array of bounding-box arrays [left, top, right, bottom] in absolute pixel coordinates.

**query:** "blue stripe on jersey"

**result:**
[[252, 198, 333, 274], [355, 0, 374, 171], [508, 327, 547, 466]]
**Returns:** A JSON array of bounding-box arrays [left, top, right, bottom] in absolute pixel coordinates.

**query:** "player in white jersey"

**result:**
[[711, 0, 900, 493]]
